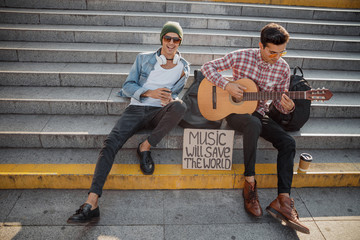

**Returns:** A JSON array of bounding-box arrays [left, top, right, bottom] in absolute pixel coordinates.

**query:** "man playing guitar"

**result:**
[[201, 23, 309, 234]]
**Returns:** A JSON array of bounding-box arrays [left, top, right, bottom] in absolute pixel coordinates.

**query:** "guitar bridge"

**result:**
[[212, 86, 216, 109]]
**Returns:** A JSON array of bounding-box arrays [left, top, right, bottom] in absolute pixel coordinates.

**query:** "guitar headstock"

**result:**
[[306, 88, 333, 101]]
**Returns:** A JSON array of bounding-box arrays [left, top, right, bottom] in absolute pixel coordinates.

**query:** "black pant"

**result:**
[[89, 100, 187, 197], [226, 112, 295, 194]]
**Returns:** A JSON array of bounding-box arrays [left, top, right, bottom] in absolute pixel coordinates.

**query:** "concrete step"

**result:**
[[1, 24, 360, 52], [2, 0, 359, 20], [1, 8, 360, 36], [1, 148, 359, 165], [0, 62, 130, 88], [0, 162, 359, 189], [310, 93, 360, 118], [1, 148, 359, 190], [0, 86, 358, 117], [2, 40, 360, 63], [1, 41, 359, 71], [0, 86, 125, 115], [0, 114, 358, 149], [1, 62, 359, 93], [0, 86, 127, 115]]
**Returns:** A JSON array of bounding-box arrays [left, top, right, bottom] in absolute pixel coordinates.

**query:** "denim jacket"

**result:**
[[118, 50, 190, 102]]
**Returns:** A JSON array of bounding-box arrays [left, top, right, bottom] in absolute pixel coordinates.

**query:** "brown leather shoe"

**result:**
[[266, 195, 310, 234], [243, 180, 263, 218]]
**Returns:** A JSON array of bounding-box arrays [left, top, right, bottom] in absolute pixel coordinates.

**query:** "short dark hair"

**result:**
[[260, 23, 289, 48]]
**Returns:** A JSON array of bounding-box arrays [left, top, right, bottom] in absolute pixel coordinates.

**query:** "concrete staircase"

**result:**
[[0, 0, 359, 189]]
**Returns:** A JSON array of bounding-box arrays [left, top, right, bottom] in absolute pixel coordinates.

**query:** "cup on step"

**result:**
[[297, 153, 312, 174]]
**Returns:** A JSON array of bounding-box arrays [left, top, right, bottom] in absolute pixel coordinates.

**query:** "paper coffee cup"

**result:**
[[298, 153, 313, 173]]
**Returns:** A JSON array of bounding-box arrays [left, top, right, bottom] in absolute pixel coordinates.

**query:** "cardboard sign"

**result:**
[[182, 128, 235, 170]]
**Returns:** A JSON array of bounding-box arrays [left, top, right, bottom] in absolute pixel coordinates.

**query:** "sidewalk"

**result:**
[[0, 187, 359, 240]]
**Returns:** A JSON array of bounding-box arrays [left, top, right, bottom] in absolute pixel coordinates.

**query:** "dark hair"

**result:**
[[260, 23, 289, 48]]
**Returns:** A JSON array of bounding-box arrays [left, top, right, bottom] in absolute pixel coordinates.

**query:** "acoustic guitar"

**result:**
[[197, 78, 333, 121]]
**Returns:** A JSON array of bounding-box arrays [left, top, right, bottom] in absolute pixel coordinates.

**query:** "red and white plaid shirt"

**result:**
[[201, 48, 291, 116]]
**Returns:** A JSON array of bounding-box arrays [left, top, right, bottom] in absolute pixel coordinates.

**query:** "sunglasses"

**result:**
[[268, 50, 287, 58], [163, 35, 181, 44]]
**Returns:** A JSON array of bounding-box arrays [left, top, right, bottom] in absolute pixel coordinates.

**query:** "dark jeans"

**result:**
[[89, 100, 186, 197], [226, 112, 295, 195]]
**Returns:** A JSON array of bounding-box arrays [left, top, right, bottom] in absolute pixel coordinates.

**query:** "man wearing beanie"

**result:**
[[160, 21, 183, 44], [68, 21, 190, 223]]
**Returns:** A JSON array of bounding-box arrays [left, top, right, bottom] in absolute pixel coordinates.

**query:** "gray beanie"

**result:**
[[160, 21, 183, 45]]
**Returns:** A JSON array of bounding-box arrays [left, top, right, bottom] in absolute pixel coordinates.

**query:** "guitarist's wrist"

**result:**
[[289, 104, 295, 112], [288, 100, 295, 112], [223, 80, 231, 90]]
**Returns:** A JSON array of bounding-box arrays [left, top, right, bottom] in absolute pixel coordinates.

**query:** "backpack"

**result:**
[[179, 69, 222, 129], [267, 66, 312, 131]]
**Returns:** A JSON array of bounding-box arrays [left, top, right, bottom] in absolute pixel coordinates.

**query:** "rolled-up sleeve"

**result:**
[[201, 52, 236, 89]]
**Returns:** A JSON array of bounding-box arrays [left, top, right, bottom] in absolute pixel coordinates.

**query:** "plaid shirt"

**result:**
[[201, 48, 291, 116]]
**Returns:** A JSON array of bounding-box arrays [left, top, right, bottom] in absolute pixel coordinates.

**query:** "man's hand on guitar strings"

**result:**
[[280, 90, 295, 111], [225, 81, 247, 102]]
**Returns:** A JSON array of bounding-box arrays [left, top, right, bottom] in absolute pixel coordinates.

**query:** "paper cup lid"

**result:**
[[300, 153, 313, 162]]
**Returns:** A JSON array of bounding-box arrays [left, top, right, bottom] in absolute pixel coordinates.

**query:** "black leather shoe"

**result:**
[[67, 203, 100, 223], [137, 143, 155, 175]]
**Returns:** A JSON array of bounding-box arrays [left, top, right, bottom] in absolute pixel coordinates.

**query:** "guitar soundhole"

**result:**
[[231, 96, 240, 103], [230, 96, 243, 105]]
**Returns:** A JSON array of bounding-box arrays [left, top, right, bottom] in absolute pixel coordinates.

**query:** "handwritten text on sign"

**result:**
[[182, 129, 235, 170]]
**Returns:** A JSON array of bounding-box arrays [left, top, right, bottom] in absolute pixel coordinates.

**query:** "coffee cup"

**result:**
[[298, 153, 312, 173]]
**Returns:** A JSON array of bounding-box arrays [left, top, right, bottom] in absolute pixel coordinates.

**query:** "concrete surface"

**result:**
[[0, 187, 359, 239]]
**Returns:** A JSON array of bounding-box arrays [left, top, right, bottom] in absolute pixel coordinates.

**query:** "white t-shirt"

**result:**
[[130, 61, 184, 107]]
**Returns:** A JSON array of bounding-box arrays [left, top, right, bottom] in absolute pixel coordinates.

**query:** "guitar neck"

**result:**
[[244, 91, 307, 101]]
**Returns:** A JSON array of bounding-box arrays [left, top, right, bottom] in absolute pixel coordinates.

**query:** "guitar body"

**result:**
[[197, 78, 332, 121], [197, 78, 259, 121]]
